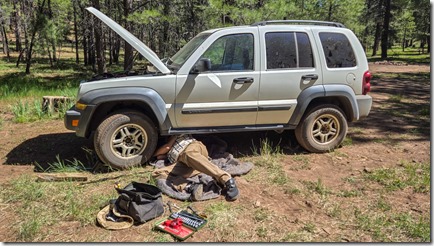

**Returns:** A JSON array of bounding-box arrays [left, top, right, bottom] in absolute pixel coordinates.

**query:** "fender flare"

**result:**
[[288, 84, 359, 125], [80, 87, 172, 131]]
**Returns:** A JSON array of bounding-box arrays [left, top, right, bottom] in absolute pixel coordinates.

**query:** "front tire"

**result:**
[[295, 105, 348, 153], [94, 111, 158, 170]]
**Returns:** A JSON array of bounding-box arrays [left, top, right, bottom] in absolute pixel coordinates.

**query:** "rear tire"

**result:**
[[295, 105, 348, 153], [94, 111, 158, 170]]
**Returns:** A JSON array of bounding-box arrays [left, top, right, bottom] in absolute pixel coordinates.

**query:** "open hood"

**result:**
[[86, 7, 171, 74]]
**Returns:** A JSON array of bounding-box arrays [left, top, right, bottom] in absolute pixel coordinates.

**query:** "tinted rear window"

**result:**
[[319, 32, 356, 68], [265, 32, 314, 69]]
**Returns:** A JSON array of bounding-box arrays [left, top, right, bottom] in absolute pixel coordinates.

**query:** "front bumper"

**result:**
[[64, 107, 81, 131], [64, 105, 96, 137]]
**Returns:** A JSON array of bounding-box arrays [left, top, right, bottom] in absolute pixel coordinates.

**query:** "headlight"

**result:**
[[75, 102, 87, 110]]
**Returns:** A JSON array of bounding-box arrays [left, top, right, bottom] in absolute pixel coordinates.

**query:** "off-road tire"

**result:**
[[295, 104, 348, 153], [94, 111, 158, 170]]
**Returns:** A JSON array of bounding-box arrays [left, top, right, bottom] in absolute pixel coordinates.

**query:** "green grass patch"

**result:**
[[337, 189, 361, 198], [419, 107, 430, 117], [363, 161, 430, 193], [302, 179, 332, 196], [204, 201, 242, 240], [341, 136, 353, 146], [367, 46, 430, 64], [11, 97, 75, 123], [291, 154, 310, 170], [354, 208, 430, 242], [35, 155, 88, 173], [1, 174, 118, 241], [251, 138, 290, 185], [388, 94, 403, 103]]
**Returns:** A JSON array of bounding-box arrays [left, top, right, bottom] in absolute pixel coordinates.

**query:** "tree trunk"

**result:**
[[2, 26, 10, 61], [47, 0, 57, 62], [327, 2, 333, 21], [12, 0, 22, 52], [92, 0, 106, 74], [380, 0, 391, 59], [73, 0, 79, 64], [402, 26, 406, 52], [159, 0, 170, 57], [372, 22, 381, 56], [362, 0, 372, 52], [79, 4, 89, 66], [123, 0, 133, 71], [26, 0, 47, 74], [88, 21, 96, 71], [47, 42, 53, 67], [20, 1, 29, 65]]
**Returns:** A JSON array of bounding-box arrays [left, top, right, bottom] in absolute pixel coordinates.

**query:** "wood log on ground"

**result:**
[[36, 173, 88, 182]]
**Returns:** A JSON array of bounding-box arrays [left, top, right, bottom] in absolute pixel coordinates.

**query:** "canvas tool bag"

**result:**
[[115, 181, 164, 224]]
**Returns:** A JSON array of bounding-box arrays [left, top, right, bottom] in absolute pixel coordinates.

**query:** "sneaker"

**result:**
[[190, 184, 203, 201], [224, 178, 239, 201]]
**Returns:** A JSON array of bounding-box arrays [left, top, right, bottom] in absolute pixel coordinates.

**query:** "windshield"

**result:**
[[168, 33, 210, 69]]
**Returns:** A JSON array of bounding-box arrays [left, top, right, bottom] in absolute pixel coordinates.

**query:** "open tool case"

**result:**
[[154, 210, 208, 241]]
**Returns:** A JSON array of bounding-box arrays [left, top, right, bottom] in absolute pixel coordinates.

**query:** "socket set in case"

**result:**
[[169, 211, 207, 231]]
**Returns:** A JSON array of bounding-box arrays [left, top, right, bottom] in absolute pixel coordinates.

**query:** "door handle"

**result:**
[[301, 74, 319, 80], [233, 77, 254, 84]]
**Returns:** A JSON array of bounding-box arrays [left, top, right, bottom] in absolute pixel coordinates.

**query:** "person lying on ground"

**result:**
[[151, 134, 239, 201]]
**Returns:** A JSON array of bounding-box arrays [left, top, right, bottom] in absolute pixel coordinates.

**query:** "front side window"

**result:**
[[265, 32, 314, 69], [319, 32, 357, 68], [200, 33, 254, 71], [169, 33, 211, 68]]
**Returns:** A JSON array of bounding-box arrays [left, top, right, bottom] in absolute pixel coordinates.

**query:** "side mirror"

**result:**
[[191, 58, 211, 74]]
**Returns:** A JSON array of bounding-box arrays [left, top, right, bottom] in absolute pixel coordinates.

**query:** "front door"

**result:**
[[174, 32, 259, 128]]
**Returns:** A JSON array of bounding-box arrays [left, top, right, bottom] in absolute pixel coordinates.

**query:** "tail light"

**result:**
[[363, 71, 371, 95]]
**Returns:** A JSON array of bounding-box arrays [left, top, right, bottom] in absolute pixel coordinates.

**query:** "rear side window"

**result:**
[[265, 32, 314, 69], [319, 32, 356, 68]]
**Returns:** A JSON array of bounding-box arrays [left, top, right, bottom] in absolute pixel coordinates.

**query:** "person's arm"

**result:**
[[153, 135, 177, 159]]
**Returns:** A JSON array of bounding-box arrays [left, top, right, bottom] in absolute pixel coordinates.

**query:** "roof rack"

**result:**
[[251, 20, 346, 28]]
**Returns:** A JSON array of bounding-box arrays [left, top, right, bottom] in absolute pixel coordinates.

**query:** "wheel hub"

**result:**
[[110, 124, 148, 159], [312, 114, 340, 145]]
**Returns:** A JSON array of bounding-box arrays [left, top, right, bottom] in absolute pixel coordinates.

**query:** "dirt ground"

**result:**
[[0, 63, 430, 242]]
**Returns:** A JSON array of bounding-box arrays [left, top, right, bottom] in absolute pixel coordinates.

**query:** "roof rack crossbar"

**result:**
[[251, 20, 346, 28]]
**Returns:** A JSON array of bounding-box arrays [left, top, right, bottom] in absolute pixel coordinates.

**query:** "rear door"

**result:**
[[257, 27, 323, 124]]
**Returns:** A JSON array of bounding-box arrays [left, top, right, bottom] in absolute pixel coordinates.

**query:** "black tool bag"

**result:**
[[115, 182, 164, 224]]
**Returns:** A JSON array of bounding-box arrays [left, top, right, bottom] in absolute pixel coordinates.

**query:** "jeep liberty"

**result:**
[[65, 7, 372, 170]]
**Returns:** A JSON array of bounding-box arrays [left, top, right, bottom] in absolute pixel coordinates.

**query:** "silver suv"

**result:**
[[65, 7, 372, 170]]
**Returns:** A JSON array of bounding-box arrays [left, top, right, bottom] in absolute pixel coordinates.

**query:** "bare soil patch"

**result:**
[[0, 63, 430, 242]]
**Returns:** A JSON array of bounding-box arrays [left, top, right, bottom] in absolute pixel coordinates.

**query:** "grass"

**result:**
[[363, 161, 430, 193], [367, 46, 430, 64], [302, 179, 332, 196], [291, 154, 311, 170], [0, 51, 91, 123], [249, 138, 290, 186], [35, 155, 88, 173], [354, 208, 430, 242], [388, 94, 403, 103], [0, 173, 125, 241]]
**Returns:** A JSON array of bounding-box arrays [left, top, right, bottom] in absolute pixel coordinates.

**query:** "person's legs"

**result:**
[[179, 142, 231, 185], [179, 141, 239, 200], [152, 162, 201, 191]]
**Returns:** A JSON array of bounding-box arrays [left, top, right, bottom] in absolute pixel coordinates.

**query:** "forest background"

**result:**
[[0, 0, 430, 75]]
